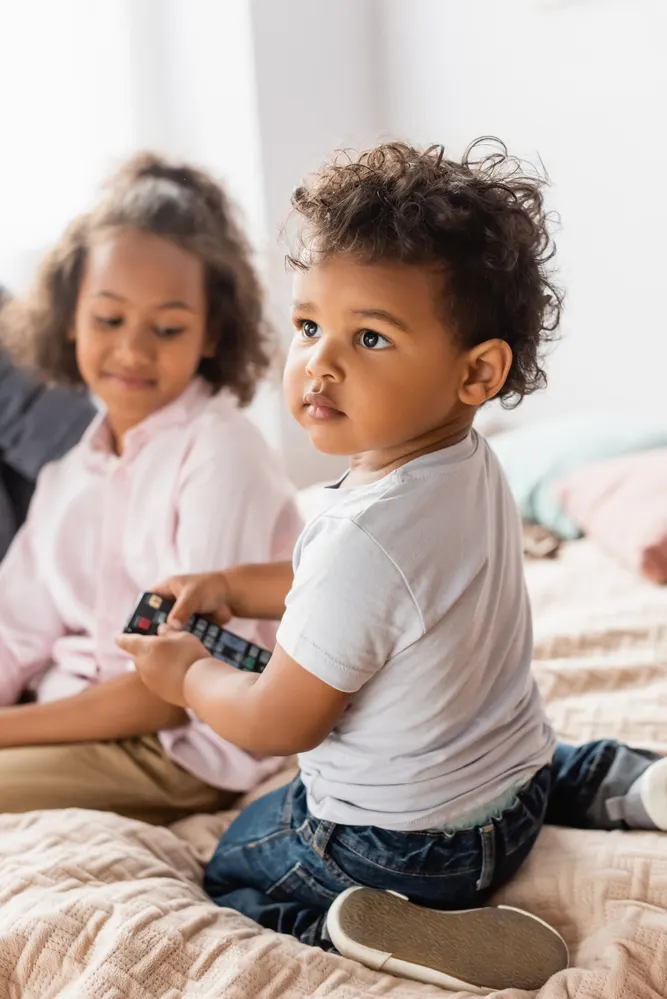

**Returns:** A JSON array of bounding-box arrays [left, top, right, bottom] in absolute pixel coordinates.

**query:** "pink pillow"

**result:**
[[554, 448, 667, 584]]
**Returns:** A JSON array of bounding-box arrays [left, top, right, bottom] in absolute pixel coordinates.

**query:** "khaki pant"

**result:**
[[0, 734, 235, 824]]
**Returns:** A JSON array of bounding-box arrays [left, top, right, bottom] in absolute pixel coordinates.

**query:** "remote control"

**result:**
[[123, 592, 272, 674]]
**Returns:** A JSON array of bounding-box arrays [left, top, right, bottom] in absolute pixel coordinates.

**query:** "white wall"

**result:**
[[143, 0, 387, 483], [0, 0, 284, 447], [0, 0, 387, 485], [0, 0, 140, 288], [381, 0, 667, 428], [249, 0, 385, 486], [7, 0, 659, 484], [0, 0, 268, 275], [127, 0, 282, 448], [136, 0, 268, 247]]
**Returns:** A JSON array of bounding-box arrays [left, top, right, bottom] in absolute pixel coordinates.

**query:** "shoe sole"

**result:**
[[327, 888, 569, 995]]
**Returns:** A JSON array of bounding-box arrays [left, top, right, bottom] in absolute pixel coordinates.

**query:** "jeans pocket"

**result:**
[[266, 862, 341, 906]]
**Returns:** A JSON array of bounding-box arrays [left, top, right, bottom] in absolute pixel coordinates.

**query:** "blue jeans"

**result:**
[[548, 739, 658, 828], [205, 765, 551, 948], [204, 739, 649, 948]]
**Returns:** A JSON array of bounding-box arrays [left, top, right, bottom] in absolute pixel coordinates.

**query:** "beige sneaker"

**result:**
[[326, 887, 569, 995]]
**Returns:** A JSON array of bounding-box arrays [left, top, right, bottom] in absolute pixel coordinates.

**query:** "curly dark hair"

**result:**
[[0, 153, 272, 404], [287, 139, 562, 406]]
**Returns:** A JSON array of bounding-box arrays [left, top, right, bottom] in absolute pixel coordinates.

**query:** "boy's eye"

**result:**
[[155, 326, 185, 339], [300, 320, 321, 339], [95, 315, 123, 329], [360, 329, 391, 350]]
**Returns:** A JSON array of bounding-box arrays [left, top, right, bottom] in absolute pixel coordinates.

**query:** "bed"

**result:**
[[0, 538, 666, 998]]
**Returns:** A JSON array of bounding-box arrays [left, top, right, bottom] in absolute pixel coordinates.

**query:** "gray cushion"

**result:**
[[0, 473, 17, 561]]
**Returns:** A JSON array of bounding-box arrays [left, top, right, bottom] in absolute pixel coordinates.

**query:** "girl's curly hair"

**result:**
[[1, 153, 272, 404], [287, 139, 562, 406]]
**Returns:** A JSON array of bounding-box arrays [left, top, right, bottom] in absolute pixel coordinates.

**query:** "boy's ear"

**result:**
[[458, 339, 512, 407]]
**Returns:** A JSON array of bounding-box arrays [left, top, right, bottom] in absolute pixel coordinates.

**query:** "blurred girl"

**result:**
[[0, 154, 301, 823]]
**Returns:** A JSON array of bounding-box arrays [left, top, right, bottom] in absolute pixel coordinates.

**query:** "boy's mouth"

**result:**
[[303, 391, 344, 421]]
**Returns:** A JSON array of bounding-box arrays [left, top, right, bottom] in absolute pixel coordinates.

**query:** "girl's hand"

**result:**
[[116, 631, 208, 707], [153, 572, 233, 631]]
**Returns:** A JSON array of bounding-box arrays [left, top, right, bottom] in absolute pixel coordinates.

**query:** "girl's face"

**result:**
[[71, 226, 214, 447]]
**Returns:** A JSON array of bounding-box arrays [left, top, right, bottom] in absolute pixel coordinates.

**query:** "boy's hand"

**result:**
[[153, 572, 233, 631], [116, 631, 208, 707]]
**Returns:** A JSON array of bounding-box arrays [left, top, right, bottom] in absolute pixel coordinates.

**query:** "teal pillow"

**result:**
[[489, 413, 667, 539]]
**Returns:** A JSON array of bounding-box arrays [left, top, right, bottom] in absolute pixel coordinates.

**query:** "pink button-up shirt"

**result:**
[[0, 378, 303, 790]]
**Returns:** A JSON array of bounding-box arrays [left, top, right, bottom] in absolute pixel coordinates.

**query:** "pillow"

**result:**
[[554, 449, 667, 583], [489, 413, 667, 539]]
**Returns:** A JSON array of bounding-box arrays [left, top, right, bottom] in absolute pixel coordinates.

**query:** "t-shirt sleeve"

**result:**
[[276, 516, 423, 693]]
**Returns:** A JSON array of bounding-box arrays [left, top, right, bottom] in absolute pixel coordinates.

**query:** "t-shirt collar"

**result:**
[[325, 431, 477, 493]]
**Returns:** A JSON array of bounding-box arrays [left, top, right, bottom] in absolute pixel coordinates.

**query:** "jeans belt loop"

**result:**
[[476, 821, 496, 892]]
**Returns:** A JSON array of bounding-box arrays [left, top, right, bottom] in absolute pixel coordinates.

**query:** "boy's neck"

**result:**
[[347, 418, 474, 487]]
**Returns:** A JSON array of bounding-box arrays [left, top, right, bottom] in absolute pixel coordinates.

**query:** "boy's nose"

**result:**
[[304, 336, 342, 381]]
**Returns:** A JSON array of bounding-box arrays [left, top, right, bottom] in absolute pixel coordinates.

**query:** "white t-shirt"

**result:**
[[277, 432, 554, 831]]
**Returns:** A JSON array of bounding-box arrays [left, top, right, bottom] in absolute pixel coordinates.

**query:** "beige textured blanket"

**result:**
[[0, 540, 666, 998]]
